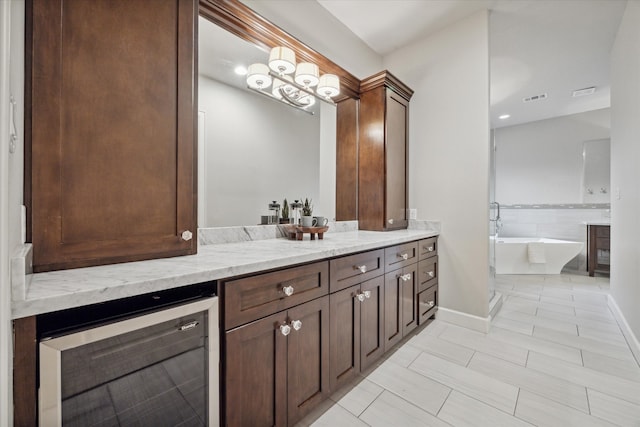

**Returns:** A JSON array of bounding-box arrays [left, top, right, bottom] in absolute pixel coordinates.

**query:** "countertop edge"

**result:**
[[12, 230, 438, 319]]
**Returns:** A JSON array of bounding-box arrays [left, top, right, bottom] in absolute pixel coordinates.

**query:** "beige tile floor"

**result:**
[[296, 273, 640, 426]]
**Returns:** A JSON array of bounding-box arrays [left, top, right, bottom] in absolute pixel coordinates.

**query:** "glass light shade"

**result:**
[[299, 93, 316, 108], [268, 47, 296, 75], [272, 75, 295, 99], [246, 63, 272, 89], [294, 62, 320, 87], [316, 74, 340, 98]]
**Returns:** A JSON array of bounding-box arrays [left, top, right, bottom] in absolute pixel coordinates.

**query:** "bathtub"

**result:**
[[494, 237, 584, 275]]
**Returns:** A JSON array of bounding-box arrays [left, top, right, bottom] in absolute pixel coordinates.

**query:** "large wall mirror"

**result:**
[[197, 1, 359, 228]]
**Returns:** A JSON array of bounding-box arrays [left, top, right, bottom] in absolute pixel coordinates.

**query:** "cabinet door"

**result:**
[[385, 89, 409, 230], [28, 0, 197, 271], [287, 296, 330, 425], [329, 287, 360, 391], [225, 312, 287, 427], [360, 276, 385, 371], [401, 264, 418, 336], [384, 270, 403, 351]]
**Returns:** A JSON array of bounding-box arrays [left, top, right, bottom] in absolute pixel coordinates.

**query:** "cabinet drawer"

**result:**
[[418, 257, 438, 292], [418, 237, 438, 260], [418, 285, 438, 325], [224, 261, 328, 329], [385, 242, 418, 272], [330, 249, 385, 293], [595, 226, 610, 238]]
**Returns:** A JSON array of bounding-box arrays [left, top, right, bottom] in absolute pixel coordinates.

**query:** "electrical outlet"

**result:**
[[409, 208, 417, 220]]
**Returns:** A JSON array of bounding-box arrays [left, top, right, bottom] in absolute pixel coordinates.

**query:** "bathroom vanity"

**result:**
[[587, 223, 611, 276]]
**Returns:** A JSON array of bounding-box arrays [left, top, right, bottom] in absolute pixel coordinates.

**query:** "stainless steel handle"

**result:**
[[363, 290, 371, 299], [400, 273, 411, 281], [291, 320, 302, 331], [388, 219, 394, 225], [356, 265, 367, 274], [280, 324, 291, 336], [181, 230, 193, 241], [356, 292, 365, 302], [427, 271, 435, 278], [398, 253, 409, 260], [428, 301, 435, 307], [425, 245, 434, 252], [283, 285, 294, 297]]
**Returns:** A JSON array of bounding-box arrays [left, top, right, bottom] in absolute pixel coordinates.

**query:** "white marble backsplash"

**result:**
[[409, 219, 441, 233], [11, 244, 32, 302], [198, 220, 359, 245]]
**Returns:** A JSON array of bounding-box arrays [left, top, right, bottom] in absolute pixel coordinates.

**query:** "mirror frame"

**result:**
[[198, 0, 361, 101]]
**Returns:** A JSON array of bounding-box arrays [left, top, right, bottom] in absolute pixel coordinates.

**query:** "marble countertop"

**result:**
[[12, 229, 438, 319], [583, 221, 611, 226]]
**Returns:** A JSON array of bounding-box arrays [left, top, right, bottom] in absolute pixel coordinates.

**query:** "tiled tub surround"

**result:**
[[11, 221, 439, 319], [499, 205, 610, 272]]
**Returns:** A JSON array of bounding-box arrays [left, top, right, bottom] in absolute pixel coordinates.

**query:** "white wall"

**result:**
[[495, 108, 610, 205], [198, 76, 336, 226], [240, 0, 382, 79], [1, 1, 24, 424], [384, 11, 491, 321], [610, 1, 640, 347]]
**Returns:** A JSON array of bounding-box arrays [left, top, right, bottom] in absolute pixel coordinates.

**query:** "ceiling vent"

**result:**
[[572, 87, 596, 97], [523, 93, 547, 103]]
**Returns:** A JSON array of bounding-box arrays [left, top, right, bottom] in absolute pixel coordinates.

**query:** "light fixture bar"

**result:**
[[246, 85, 315, 115], [269, 71, 337, 106]]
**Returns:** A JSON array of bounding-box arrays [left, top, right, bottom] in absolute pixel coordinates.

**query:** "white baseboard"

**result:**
[[608, 295, 640, 366], [436, 306, 491, 333]]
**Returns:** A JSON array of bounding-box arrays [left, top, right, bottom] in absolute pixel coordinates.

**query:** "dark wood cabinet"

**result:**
[[587, 224, 610, 276], [27, 0, 197, 271], [384, 263, 418, 351], [358, 71, 413, 231], [329, 276, 384, 391], [225, 296, 329, 427]]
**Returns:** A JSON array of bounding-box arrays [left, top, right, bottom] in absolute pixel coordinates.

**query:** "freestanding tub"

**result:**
[[494, 237, 584, 274]]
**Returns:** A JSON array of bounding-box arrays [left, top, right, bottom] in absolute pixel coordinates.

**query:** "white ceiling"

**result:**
[[317, 0, 627, 128]]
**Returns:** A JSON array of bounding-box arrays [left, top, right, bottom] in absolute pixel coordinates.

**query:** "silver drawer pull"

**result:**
[[428, 300, 435, 307], [388, 219, 394, 225], [363, 290, 371, 299], [425, 245, 434, 252], [181, 230, 193, 241], [427, 271, 435, 278], [356, 265, 367, 274], [283, 285, 294, 297], [280, 324, 291, 336], [291, 320, 302, 331], [178, 320, 199, 332], [356, 292, 365, 302], [400, 273, 411, 281], [398, 253, 409, 260]]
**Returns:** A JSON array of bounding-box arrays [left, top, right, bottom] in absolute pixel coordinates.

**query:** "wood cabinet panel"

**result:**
[[418, 237, 438, 260], [329, 249, 385, 293], [418, 257, 438, 292], [418, 285, 438, 324], [28, 0, 197, 271], [384, 264, 417, 351], [329, 286, 360, 391], [287, 296, 330, 425], [385, 242, 418, 272], [224, 261, 329, 329], [336, 98, 359, 221], [225, 311, 287, 427], [360, 276, 385, 371]]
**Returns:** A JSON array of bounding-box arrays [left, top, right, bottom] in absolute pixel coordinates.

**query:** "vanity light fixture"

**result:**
[[246, 46, 340, 113]]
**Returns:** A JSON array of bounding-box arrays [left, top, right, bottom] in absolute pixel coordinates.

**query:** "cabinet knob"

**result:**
[[291, 320, 302, 331], [181, 230, 193, 241], [428, 300, 435, 307], [363, 290, 371, 299], [427, 271, 435, 278], [388, 219, 394, 225], [425, 245, 434, 252], [400, 273, 411, 282], [356, 265, 367, 274], [398, 253, 409, 260], [282, 285, 294, 297], [280, 324, 291, 336], [356, 292, 365, 302]]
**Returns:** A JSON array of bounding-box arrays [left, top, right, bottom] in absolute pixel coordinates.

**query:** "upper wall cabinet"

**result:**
[[358, 71, 413, 231], [27, 0, 197, 271]]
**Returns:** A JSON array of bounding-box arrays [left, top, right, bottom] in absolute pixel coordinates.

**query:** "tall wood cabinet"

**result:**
[[27, 0, 197, 271], [358, 71, 413, 231]]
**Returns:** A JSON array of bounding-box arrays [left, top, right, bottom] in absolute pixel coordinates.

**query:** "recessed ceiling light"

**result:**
[[499, 114, 510, 120], [234, 65, 248, 76], [572, 87, 596, 97]]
